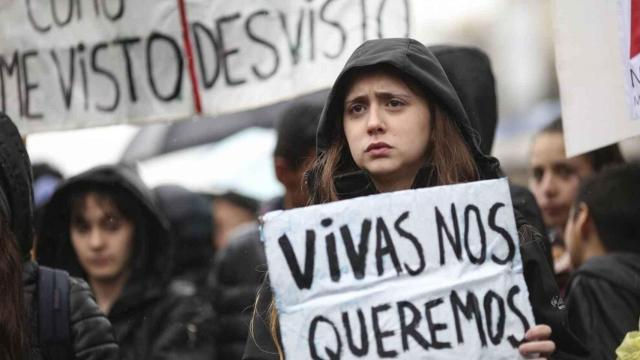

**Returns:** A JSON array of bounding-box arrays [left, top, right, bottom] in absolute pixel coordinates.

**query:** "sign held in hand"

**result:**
[[262, 178, 534, 359]]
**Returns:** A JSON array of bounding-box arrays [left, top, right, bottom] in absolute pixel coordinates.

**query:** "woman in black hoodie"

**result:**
[[36, 165, 215, 360], [0, 113, 120, 360], [245, 38, 587, 359]]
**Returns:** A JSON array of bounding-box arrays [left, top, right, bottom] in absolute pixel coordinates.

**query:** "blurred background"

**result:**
[[26, 0, 640, 198]]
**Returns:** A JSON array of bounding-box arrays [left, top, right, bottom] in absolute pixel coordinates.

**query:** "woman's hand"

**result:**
[[518, 325, 556, 359]]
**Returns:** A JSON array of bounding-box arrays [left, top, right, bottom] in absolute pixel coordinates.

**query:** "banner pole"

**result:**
[[177, 0, 202, 114]]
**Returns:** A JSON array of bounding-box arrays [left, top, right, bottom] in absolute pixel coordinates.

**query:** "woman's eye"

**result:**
[[72, 222, 90, 234], [388, 99, 403, 107], [103, 217, 121, 231], [350, 104, 365, 114]]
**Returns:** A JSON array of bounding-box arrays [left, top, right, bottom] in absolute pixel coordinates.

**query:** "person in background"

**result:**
[[154, 184, 214, 296], [209, 102, 322, 360], [36, 165, 216, 360], [211, 191, 259, 251], [528, 118, 624, 287], [0, 113, 120, 360], [563, 163, 640, 359]]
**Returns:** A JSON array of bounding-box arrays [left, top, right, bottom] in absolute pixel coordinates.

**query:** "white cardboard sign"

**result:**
[[553, 0, 640, 157], [0, 0, 410, 134], [262, 178, 535, 359]]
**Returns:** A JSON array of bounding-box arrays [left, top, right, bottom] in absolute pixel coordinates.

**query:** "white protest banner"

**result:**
[[0, 0, 410, 134], [262, 178, 534, 359], [182, 0, 410, 116], [0, 0, 193, 134], [553, 0, 640, 157]]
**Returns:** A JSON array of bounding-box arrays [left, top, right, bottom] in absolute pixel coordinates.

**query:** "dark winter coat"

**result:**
[[36, 165, 215, 360], [565, 253, 640, 359], [0, 113, 120, 360], [244, 39, 587, 359], [23, 261, 121, 359], [154, 184, 214, 296], [209, 223, 268, 360]]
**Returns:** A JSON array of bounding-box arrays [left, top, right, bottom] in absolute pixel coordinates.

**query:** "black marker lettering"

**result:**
[[464, 205, 486, 264], [395, 211, 425, 275], [375, 217, 402, 276], [342, 310, 368, 356], [489, 202, 516, 264], [372, 304, 397, 357], [436, 204, 462, 265], [424, 298, 451, 350], [279, 231, 315, 289], [340, 219, 371, 280], [398, 300, 430, 351]]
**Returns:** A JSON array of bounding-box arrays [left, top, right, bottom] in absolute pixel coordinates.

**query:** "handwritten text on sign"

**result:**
[[263, 179, 534, 359], [0, 0, 409, 134]]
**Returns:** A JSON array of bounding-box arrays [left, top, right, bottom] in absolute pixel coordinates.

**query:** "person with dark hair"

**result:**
[[209, 102, 323, 359], [563, 163, 640, 359], [528, 118, 625, 286], [212, 191, 259, 251], [0, 113, 120, 360], [243, 38, 590, 360], [36, 165, 216, 360], [154, 184, 214, 296]]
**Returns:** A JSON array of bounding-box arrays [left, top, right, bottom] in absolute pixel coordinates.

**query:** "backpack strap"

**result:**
[[38, 265, 72, 360]]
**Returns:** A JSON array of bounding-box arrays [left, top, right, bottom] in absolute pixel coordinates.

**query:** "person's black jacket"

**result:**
[[244, 39, 587, 359], [209, 223, 268, 359], [565, 253, 640, 359], [154, 185, 214, 297], [36, 165, 215, 360], [0, 113, 120, 360], [22, 261, 121, 360]]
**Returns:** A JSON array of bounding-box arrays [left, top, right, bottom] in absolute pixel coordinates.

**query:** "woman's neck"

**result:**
[[89, 271, 130, 315]]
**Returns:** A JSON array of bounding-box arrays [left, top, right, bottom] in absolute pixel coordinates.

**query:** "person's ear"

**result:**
[[274, 156, 293, 186], [574, 202, 592, 242]]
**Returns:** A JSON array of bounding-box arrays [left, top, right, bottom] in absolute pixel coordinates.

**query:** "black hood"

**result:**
[[0, 113, 34, 259], [576, 253, 640, 297], [430, 45, 497, 155], [36, 165, 172, 289], [314, 38, 501, 197], [153, 185, 213, 279]]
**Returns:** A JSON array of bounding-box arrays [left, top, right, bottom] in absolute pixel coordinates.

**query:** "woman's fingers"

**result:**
[[519, 340, 556, 355], [525, 325, 552, 341], [518, 325, 555, 358]]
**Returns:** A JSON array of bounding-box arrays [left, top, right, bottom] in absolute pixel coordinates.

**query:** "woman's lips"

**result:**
[[88, 257, 111, 267], [542, 205, 565, 218], [366, 142, 391, 156]]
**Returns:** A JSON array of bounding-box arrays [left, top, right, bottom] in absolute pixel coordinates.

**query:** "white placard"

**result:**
[[183, 0, 410, 116], [553, 0, 640, 157], [0, 0, 410, 134], [263, 178, 534, 359], [0, 0, 193, 134]]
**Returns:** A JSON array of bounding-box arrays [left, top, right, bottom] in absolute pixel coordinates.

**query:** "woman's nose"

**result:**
[[88, 230, 105, 249], [366, 104, 385, 135]]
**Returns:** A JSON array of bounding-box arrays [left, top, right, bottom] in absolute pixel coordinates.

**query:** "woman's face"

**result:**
[[70, 192, 134, 284], [342, 70, 432, 192], [528, 132, 594, 233]]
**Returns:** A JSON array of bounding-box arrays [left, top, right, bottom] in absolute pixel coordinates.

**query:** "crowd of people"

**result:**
[[0, 38, 638, 360]]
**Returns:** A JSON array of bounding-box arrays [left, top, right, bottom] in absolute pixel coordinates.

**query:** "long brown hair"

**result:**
[[0, 216, 26, 360]]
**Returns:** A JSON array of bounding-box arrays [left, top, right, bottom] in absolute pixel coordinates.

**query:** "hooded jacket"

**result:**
[[245, 39, 586, 359], [0, 113, 120, 360], [566, 253, 640, 359], [36, 165, 216, 360], [154, 184, 214, 296]]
